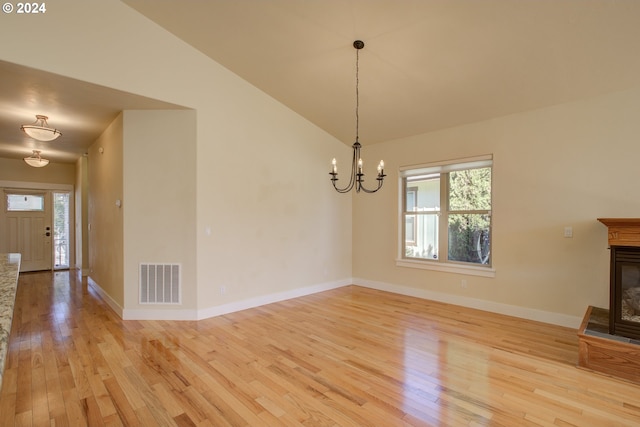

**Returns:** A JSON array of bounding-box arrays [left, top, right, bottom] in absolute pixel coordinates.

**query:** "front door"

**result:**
[[2, 191, 52, 272]]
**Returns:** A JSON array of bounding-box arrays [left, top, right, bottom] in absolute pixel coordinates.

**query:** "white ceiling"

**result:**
[[123, 0, 640, 144], [0, 61, 184, 163], [2, 0, 640, 163]]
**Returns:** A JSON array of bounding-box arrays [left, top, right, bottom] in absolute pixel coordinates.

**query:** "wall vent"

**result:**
[[139, 263, 181, 304]]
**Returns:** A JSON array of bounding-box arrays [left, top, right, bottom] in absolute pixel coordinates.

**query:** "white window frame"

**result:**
[[396, 154, 496, 278]]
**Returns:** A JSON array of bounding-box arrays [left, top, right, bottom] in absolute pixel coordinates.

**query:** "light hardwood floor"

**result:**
[[2, 271, 640, 426]]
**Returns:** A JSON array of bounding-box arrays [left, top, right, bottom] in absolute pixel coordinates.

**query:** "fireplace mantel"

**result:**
[[598, 218, 640, 247]]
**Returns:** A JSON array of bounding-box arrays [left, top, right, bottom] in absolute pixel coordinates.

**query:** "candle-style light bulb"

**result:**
[[358, 158, 363, 173], [378, 160, 384, 175], [331, 158, 337, 174]]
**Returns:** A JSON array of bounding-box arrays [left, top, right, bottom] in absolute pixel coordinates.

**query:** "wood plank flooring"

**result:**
[[2, 271, 640, 426]]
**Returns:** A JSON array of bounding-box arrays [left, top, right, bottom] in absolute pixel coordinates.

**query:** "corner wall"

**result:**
[[122, 110, 197, 314], [88, 114, 124, 308], [75, 155, 88, 274], [354, 87, 640, 327]]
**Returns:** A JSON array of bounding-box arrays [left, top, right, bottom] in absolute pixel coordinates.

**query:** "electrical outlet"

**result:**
[[461, 279, 468, 289], [220, 286, 226, 295]]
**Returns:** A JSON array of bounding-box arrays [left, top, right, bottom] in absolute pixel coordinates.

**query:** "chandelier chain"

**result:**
[[355, 46, 360, 143]]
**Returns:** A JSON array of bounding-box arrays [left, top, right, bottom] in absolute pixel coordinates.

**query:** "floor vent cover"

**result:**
[[139, 263, 181, 304]]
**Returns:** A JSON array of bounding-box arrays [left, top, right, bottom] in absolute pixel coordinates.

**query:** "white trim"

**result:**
[[121, 278, 352, 321], [396, 258, 496, 278], [195, 278, 350, 320], [353, 277, 581, 329], [88, 276, 123, 318], [100, 274, 579, 328], [399, 154, 493, 175]]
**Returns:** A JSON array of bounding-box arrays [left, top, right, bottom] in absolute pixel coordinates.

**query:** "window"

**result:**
[[6, 193, 45, 211], [399, 155, 493, 274], [53, 192, 70, 269]]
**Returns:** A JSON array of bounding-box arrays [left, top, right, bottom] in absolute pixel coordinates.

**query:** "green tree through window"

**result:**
[[447, 168, 491, 264]]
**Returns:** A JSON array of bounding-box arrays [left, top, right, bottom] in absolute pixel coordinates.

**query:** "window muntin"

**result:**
[[401, 156, 492, 267]]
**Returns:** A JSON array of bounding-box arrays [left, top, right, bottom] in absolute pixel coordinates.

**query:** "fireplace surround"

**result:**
[[575, 218, 640, 382], [598, 218, 640, 340]]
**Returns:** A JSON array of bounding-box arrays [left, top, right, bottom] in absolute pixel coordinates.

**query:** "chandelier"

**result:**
[[23, 150, 50, 167], [21, 115, 62, 141], [329, 40, 385, 194]]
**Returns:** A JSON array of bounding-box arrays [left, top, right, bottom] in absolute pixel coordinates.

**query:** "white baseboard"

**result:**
[[87, 276, 124, 318], [121, 278, 352, 321], [353, 277, 582, 329], [98, 274, 581, 328], [196, 278, 351, 320]]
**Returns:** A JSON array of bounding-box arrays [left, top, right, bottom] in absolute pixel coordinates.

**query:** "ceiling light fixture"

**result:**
[[21, 115, 62, 141], [23, 150, 50, 168], [329, 40, 385, 194]]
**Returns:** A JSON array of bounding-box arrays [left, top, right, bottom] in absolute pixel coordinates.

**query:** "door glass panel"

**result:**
[[53, 192, 70, 269], [7, 194, 45, 211]]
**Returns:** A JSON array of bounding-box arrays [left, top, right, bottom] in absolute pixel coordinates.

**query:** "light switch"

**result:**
[[564, 226, 573, 238]]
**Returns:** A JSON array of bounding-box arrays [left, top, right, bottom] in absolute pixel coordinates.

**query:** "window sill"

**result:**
[[395, 258, 496, 278]]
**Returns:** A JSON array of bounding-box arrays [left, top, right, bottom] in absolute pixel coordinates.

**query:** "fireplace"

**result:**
[[598, 218, 640, 340], [610, 246, 640, 339]]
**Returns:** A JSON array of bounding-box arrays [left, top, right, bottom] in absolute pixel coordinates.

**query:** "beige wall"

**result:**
[[88, 114, 124, 307], [0, 157, 75, 185], [0, 0, 352, 318], [122, 110, 197, 312], [354, 86, 640, 324]]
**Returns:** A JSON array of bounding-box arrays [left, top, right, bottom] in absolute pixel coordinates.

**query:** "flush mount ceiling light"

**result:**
[[21, 114, 62, 141], [23, 150, 50, 168], [329, 40, 385, 194]]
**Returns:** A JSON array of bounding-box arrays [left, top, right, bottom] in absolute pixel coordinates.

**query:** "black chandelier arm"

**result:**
[[330, 175, 354, 193], [356, 172, 386, 193], [329, 142, 359, 193], [330, 140, 386, 194]]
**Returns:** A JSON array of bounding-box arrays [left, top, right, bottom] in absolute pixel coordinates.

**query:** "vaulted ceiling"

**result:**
[[2, 0, 640, 163], [123, 0, 640, 144]]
